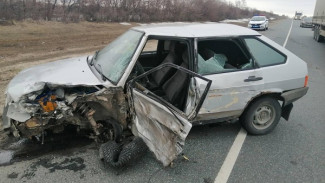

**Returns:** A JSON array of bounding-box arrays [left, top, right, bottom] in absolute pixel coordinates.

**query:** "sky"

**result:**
[[227, 0, 318, 17]]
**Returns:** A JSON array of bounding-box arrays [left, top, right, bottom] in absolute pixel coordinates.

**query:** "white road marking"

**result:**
[[283, 19, 294, 47], [214, 19, 294, 183], [214, 128, 247, 183]]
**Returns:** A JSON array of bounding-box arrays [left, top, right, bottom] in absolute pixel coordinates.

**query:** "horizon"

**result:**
[[226, 0, 317, 17]]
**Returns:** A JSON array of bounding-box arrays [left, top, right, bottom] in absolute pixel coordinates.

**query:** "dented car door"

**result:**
[[127, 64, 211, 166]]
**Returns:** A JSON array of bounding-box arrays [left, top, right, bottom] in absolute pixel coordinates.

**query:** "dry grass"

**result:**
[[0, 21, 134, 67]]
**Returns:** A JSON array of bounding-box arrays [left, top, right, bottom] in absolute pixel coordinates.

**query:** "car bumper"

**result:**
[[248, 25, 266, 30], [281, 87, 309, 106], [280, 87, 308, 121], [300, 23, 313, 28]]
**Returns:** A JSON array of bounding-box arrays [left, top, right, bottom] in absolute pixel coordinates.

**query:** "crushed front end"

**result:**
[[2, 85, 129, 144]]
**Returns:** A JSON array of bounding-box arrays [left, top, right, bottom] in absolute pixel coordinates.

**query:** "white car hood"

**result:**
[[6, 56, 104, 102], [249, 20, 266, 24]]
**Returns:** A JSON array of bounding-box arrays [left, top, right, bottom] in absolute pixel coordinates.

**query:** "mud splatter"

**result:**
[[7, 172, 19, 179], [21, 157, 86, 180], [203, 177, 213, 183], [0, 128, 92, 166], [80, 174, 85, 179]]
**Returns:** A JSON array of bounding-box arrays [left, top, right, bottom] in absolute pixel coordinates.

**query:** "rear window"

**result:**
[[244, 38, 286, 67]]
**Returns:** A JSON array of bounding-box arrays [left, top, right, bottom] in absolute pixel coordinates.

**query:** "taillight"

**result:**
[[304, 75, 309, 87]]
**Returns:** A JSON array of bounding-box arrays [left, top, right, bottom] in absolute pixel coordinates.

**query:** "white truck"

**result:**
[[312, 0, 325, 42], [294, 11, 303, 20]]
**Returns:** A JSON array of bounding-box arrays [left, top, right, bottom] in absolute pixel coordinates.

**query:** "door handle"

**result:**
[[244, 76, 263, 82]]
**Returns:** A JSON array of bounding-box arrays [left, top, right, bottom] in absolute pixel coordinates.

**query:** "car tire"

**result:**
[[314, 27, 317, 40], [100, 137, 147, 167], [240, 97, 281, 135], [315, 25, 324, 42], [99, 140, 122, 165]]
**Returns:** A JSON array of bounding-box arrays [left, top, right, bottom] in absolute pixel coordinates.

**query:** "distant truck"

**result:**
[[312, 0, 325, 42], [294, 11, 303, 20]]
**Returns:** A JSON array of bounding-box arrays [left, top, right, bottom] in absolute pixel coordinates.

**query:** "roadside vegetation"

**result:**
[[0, 0, 282, 23]]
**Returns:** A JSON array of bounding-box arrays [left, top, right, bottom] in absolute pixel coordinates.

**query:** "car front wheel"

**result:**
[[240, 97, 281, 135]]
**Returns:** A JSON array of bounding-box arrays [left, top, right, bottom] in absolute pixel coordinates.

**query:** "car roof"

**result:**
[[131, 23, 260, 38]]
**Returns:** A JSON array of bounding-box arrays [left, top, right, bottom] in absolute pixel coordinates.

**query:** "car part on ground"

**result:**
[[99, 137, 147, 167]]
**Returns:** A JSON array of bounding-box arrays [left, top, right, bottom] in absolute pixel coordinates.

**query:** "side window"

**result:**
[[244, 38, 286, 67], [142, 39, 158, 52], [197, 39, 252, 75]]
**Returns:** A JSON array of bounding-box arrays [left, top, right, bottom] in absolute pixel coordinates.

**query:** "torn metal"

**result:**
[[3, 83, 128, 142], [5, 56, 108, 103], [131, 89, 192, 166]]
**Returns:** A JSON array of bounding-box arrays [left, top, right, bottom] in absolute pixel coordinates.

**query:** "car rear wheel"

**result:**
[[240, 97, 281, 135], [314, 25, 324, 42]]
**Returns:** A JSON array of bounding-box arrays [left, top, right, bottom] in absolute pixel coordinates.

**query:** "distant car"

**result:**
[[248, 16, 269, 30], [2, 23, 308, 168], [300, 17, 313, 28]]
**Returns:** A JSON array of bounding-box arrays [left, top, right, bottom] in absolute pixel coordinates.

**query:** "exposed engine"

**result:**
[[6, 85, 126, 144]]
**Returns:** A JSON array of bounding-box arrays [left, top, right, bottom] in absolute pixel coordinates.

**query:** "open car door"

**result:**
[[127, 63, 211, 166]]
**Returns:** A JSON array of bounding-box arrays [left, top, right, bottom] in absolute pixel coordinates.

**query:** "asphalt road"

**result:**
[[0, 19, 324, 183]]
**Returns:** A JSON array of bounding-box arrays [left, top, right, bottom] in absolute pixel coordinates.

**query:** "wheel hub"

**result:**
[[254, 106, 272, 125]]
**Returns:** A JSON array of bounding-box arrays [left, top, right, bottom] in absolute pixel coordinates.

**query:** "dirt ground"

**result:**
[[0, 21, 135, 116]]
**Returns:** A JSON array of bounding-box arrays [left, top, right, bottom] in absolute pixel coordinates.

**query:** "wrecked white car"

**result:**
[[1, 23, 308, 167]]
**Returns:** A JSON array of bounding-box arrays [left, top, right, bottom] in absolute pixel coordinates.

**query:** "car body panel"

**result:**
[[195, 69, 264, 121], [192, 35, 307, 122], [127, 63, 211, 166], [130, 89, 192, 166], [257, 36, 308, 91], [6, 56, 107, 103], [132, 23, 260, 38]]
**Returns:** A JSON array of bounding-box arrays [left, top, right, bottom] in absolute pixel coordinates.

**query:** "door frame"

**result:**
[[127, 63, 212, 119]]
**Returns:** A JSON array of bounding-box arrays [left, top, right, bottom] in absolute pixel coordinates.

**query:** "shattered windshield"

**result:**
[[94, 30, 144, 84]]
